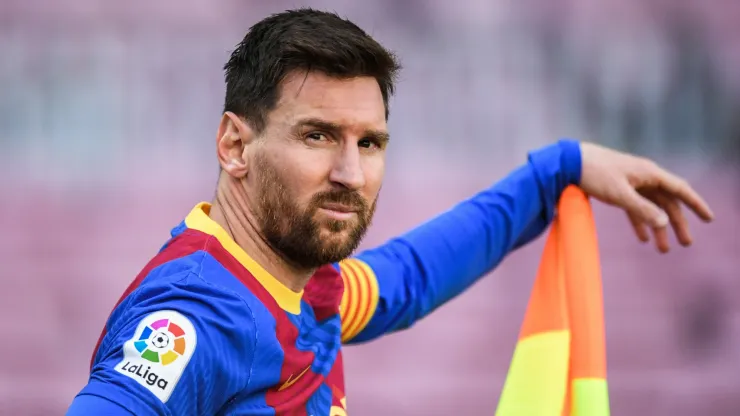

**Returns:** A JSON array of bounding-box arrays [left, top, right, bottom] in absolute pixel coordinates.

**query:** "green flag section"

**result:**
[[496, 186, 610, 416]]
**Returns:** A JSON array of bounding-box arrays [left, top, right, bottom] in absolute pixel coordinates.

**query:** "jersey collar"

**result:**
[[184, 202, 303, 314]]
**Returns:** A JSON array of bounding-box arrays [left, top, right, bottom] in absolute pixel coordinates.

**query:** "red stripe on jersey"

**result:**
[[326, 351, 347, 409], [202, 239, 315, 416], [304, 264, 344, 322], [89, 229, 212, 369]]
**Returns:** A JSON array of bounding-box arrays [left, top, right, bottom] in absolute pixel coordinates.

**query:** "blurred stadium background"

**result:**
[[1, 0, 739, 414]]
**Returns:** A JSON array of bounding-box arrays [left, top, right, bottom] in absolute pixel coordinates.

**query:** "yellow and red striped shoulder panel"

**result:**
[[337, 258, 380, 343]]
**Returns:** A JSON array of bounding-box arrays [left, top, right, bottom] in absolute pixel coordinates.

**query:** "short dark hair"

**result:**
[[223, 8, 401, 133]]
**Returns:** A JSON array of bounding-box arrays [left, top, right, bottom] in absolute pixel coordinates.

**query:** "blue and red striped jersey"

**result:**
[[67, 140, 581, 415]]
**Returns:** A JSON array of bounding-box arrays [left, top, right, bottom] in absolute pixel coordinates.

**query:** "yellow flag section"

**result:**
[[496, 186, 610, 416]]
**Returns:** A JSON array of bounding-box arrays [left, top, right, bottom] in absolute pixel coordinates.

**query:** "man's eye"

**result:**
[[358, 138, 379, 149], [306, 132, 328, 141]]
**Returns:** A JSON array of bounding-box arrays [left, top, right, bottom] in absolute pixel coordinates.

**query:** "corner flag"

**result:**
[[496, 186, 610, 416]]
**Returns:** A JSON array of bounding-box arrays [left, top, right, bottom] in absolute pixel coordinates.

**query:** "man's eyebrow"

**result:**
[[297, 118, 343, 134], [369, 130, 391, 144], [296, 117, 390, 143]]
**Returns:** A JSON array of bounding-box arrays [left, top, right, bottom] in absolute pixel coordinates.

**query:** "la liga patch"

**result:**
[[114, 310, 197, 402]]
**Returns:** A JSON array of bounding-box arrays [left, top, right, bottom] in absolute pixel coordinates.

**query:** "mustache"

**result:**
[[311, 190, 368, 212]]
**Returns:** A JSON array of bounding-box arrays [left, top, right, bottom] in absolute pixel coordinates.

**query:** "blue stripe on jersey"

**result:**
[[306, 383, 333, 416], [194, 251, 284, 414]]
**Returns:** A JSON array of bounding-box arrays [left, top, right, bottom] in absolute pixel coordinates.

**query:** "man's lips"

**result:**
[[318, 202, 360, 221], [320, 202, 359, 213]]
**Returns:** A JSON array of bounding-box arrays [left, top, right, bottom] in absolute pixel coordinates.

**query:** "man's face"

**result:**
[[247, 71, 387, 269]]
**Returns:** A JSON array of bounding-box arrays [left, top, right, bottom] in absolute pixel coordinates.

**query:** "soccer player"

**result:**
[[66, 9, 713, 416]]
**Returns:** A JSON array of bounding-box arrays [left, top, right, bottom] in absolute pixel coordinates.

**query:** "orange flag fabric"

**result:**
[[496, 186, 610, 416]]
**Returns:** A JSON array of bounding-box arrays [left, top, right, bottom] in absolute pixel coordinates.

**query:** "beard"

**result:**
[[253, 154, 376, 269]]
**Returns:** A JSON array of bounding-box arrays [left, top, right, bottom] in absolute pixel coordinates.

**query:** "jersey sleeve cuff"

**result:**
[[526, 139, 582, 222], [557, 138, 582, 185], [527, 139, 581, 187]]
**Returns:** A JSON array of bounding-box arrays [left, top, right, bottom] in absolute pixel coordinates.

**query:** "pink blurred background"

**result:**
[[1, 1, 739, 415]]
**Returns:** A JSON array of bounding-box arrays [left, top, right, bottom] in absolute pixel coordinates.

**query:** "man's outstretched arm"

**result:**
[[337, 140, 713, 344], [337, 140, 581, 343]]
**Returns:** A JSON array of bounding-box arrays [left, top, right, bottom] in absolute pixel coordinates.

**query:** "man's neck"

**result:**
[[208, 179, 315, 293]]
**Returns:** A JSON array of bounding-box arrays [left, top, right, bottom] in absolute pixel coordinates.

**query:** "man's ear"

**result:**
[[216, 112, 255, 178]]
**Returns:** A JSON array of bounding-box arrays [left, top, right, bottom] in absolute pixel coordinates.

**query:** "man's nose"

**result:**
[[328, 144, 366, 191]]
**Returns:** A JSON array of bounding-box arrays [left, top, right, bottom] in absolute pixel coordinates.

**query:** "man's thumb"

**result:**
[[625, 188, 669, 228]]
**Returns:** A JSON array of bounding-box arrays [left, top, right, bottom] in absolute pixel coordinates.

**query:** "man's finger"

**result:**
[[624, 187, 669, 229], [627, 212, 650, 242], [651, 225, 671, 253], [654, 168, 714, 222], [653, 191, 692, 246]]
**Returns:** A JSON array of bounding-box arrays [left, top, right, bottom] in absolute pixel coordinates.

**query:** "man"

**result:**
[[67, 8, 713, 416]]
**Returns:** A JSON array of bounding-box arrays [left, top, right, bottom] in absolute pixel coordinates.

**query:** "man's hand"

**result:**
[[579, 142, 714, 253]]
